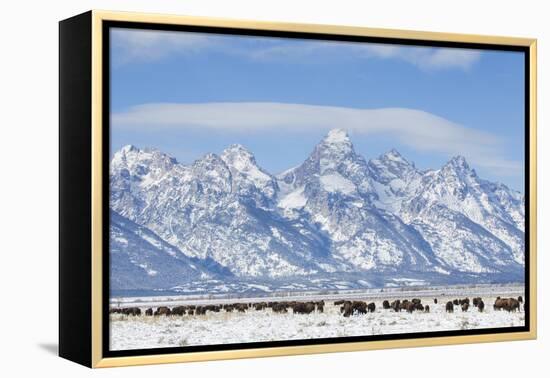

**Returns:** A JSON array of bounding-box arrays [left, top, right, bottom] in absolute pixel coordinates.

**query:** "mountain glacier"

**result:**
[[110, 129, 525, 293]]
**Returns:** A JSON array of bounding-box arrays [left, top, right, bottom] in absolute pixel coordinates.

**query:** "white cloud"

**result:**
[[112, 102, 520, 174], [111, 28, 481, 71], [364, 44, 481, 70], [250, 41, 481, 71], [111, 29, 212, 65]]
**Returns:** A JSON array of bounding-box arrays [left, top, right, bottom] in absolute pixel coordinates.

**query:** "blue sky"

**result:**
[[110, 28, 525, 192]]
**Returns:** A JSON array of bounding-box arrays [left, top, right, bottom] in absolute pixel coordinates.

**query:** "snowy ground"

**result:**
[[110, 285, 525, 351]]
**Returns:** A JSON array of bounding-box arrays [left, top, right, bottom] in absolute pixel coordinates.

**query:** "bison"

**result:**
[[424, 305, 430, 313], [122, 307, 141, 316], [351, 301, 368, 315], [453, 299, 459, 306], [234, 303, 248, 313], [446, 301, 454, 313], [433, 298, 438, 304], [494, 298, 520, 312], [472, 297, 482, 307], [272, 302, 288, 313], [293, 302, 316, 315], [477, 300, 485, 312], [461, 303, 469, 312], [341, 301, 353, 317], [171, 306, 186, 316], [391, 300, 401, 312], [145, 308, 153, 316], [316, 301, 325, 313], [367, 302, 376, 313], [154, 306, 171, 316], [382, 300, 391, 309], [459, 298, 470, 306]]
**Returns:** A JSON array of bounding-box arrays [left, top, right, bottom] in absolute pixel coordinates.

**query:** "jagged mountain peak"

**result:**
[[443, 155, 474, 174], [111, 144, 178, 178], [372, 148, 416, 172], [368, 149, 419, 188], [380, 148, 410, 165], [222, 143, 254, 156], [120, 144, 139, 154], [318, 128, 354, 155], [221, 144, 257, 168], [324, 128, 351, 144]]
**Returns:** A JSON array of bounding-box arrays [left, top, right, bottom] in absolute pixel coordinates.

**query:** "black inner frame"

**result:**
[[102, 20, 531, 358]]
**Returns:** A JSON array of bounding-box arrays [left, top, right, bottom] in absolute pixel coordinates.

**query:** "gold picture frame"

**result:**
[[59, 10, 537, 368]]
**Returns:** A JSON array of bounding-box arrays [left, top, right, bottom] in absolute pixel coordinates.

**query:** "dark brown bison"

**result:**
[[293, 302, 316, 315], [171, 306, 186, 316], [122, 307, 141, 316], [405, 302, 416, 313], [352, 301, 368, 315], [459, 298, 470, 306], [234, 303, 248, 313], [272, 302, 288, 313], [518, 296, 523, 304], [433, 298, 438, 304], [412, 298, 422, 305], [155, 306, 171, 316], [367, 302, 376, 313], [453, 299, 459, 306], [472, 297, 482, 307], [461, 303, 469, 312], [507, 298, 520, 312], [109, 308, 122, 314], [382, 300, 390, 309], [224, 305, 234, 312], [145, 308, 153, 316], [391, 300, 401, 312], [446, 301, 454, 313], [334, 300, 345, 306], [316, 301, 325, 313], [205, 305, 221, 312], [477, 300, 485, 312], [341, 301, 353, 317], [254, 302, 267, 311], [494, 298, 520, 312], [187, 309, 194, 315], [424, 305, 430, 313]]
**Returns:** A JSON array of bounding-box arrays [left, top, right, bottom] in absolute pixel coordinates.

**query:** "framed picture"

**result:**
[[59, 10, 537, 368]]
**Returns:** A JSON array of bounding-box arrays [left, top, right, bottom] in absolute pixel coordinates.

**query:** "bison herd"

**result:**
[[109, 295, 525, 318], [335, 300, 376, 317], [380, 298, 430, 313], [442, 296, 524, 313], [109, 300, 326, 317]]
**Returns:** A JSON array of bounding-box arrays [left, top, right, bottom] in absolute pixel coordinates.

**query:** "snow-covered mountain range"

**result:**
[[110, 129, 525, 293]]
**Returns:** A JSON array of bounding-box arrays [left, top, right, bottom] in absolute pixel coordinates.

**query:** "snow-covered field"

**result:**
[[110, 285, 525, 351]]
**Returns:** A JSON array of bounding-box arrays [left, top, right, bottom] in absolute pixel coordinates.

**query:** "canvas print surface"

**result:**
[[108, 27, 526, 351]]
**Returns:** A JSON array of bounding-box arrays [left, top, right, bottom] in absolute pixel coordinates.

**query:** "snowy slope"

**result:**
[[110, 210, 231, 290]]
